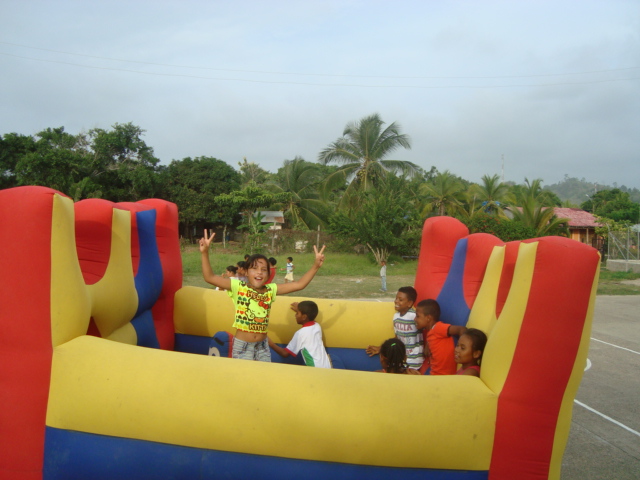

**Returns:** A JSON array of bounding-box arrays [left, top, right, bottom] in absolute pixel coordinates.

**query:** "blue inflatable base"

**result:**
[[44, 427, 488, 480], [174, 333, 381, 371]]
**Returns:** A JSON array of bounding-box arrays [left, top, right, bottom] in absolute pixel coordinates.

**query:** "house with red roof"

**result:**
[[553, 208, 603, 249]]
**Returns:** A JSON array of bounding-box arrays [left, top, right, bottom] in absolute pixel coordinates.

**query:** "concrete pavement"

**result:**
[[561, 296, 640, 479]]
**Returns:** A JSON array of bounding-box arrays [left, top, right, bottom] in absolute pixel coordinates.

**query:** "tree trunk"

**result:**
[[366, 243, 388, 264]]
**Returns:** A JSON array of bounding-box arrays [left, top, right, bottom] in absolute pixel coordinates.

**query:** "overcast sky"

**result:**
[[1, 0, 639, 189]]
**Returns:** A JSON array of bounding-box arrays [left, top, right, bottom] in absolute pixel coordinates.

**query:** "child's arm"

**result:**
[[268, 336, 291, 358], [448, 325, 467, 337], [277, 245, 326, 295], [366, 345, 380, 356], [199, 230, 232, 290]]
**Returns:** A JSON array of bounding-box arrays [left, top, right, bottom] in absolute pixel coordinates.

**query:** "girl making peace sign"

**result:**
[[200, 230, 326, 362]]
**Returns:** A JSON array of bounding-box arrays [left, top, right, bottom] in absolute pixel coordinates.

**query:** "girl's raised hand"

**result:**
[[199, 229, 216, 253], [313, 244, 326, 268]]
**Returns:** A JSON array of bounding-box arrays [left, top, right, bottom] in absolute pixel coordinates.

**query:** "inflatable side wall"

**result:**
[[0, 187, 181, 479], [0, 187, 599, 480]]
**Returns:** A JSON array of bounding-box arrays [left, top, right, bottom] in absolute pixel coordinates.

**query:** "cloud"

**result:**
[[1, 0, 638, 189]]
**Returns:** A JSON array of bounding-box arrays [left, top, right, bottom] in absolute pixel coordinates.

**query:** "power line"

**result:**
[[1, 40, 639, 81], [1, 52, 638, 90]]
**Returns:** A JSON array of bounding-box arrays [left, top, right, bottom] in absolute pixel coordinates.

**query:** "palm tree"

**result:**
[[457, 189, 483, 221], [506, 178, 568, 236], [472, 174, 509, 216], [508, 178, 560, 207], [318, 113, 417, 206], [267, 157, 328, 230], [508, 196, 569, 236], [419, 170, 466, 216]]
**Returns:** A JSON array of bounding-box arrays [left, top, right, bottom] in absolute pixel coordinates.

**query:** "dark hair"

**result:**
[[287, 257, 293, 262], [416, 299, 440, 321], [244, 254, 250, 261], [297, 300, 319, 321], [237, 261, 247, 270], [226, 265, 238, 275], [268, 257, 277, 266], [246, 254, 271, 278], [397, 286, 417, 303], [380, 338, 407, 374], [462, 328, 488, 364]]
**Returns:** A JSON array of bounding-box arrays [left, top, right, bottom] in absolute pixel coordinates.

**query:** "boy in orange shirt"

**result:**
[[414, 299, 466, 375]]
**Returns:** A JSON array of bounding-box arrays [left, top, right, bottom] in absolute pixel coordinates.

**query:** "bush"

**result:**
[[463, 214, 539, 241]]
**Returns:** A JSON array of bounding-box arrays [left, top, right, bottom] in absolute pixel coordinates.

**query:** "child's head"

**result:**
[[455, 328, 488, 366], [395, 286, 417, 315], [236, 261, 247, 276], [268, 257, 277, 267], [379, 338, 407, 374], [244, 254, 271, 289], [294, 300, 318, 324], [381, 260, 386, 265], [244, 254, 250, 261], [225, 265, 238, 277], [414, 299, 440, 331], [287, 256, 293, 263]]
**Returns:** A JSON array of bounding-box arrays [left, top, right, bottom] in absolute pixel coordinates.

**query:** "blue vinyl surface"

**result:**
[[174, 333, 381, 371], [44, 427, 488, 480]]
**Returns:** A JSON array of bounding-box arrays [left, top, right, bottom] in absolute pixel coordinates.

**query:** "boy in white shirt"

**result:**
[[268, 301, 332, 368]]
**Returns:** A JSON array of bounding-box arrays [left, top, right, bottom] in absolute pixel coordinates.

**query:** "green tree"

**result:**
[[464, 213, 538, 241], [238, 157, 271, 186], [87, 122, 161, 201], [471, 174, 510, 215], [13, 127, 90, 196], [419, 170, 466, 216], [508, 178, 560, 208], [0, 132, 38, 189], [581, 189, 640, 224], [327, 178, 418, 263], [318, 113, 417, 206], [214, 182, 292, 253], [161, 156, 242, 238], [267, 157, 329, 230], [507, 197, 569, 237]]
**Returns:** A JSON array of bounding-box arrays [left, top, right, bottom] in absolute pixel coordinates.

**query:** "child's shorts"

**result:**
[[284, 273, 294, 281], [232, 337, 271, 362]]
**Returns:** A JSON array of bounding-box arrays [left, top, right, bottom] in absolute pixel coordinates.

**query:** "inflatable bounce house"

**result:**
[[0, 186, 600, 479]]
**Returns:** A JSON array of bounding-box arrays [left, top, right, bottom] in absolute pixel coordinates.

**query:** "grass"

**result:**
[[182, 245, 418, 299], [596, 268, 640, 295], [182, 245, 640, 298]]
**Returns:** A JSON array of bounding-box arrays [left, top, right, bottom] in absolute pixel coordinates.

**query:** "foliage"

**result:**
[[2, 123, 161, 202], [327, 180, 419, 263], [581, 189, 640, 223], [464, 213, 538, 241], [161, 156, 241, 236], [0, 132, 38, 189], [238, 157, 271, 185], [508, 178, 561, 208], [470, 174, 510, 216], [13, 127, 90, 197], [419, 170, 466, 216], [507, 197, 569, 237], [86, 123, 161, 201], [318, 113, 418, 207], [545, 174, 640, 205], [214, 182, 292, 253], [266, 157, 330, 230]]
